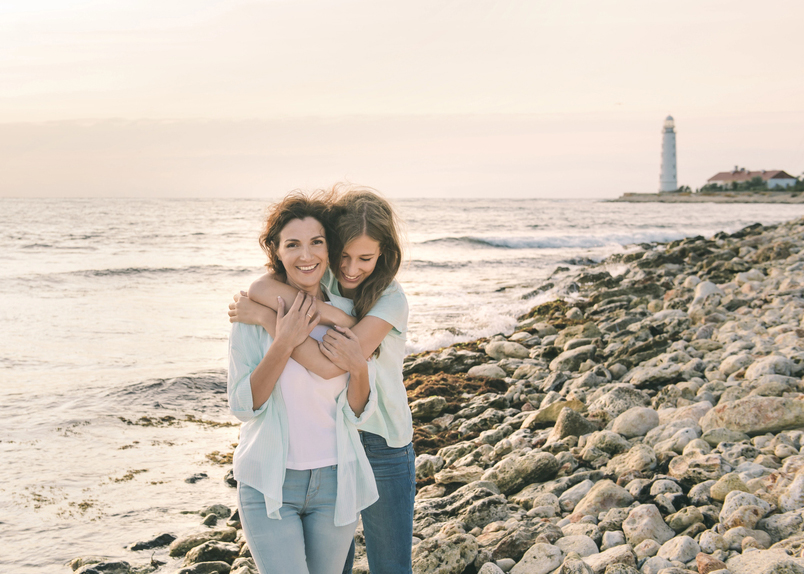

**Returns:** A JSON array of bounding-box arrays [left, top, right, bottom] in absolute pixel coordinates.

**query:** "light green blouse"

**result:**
[[322, 268, 413, 448]]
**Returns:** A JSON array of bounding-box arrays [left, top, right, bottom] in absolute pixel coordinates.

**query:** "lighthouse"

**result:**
[[659, 115, 677, 192]]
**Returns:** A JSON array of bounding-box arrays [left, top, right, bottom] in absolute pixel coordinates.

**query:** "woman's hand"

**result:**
[[319, 326, 368, 375], [274, 291, 320, 351], [229, 291, 274, 327]]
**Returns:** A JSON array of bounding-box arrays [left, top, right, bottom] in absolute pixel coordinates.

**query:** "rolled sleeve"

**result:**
[[228, 323, 270, 421], [342, 359, 378, 425], [366, 282, 408, 334]]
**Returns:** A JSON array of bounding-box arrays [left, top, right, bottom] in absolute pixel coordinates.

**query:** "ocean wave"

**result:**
[[418, 231, 691, 250], [20, 243, 98, 251], [68, 264, 257, 279], [107, 370, 227, 411], [407, 259, 469, 269]]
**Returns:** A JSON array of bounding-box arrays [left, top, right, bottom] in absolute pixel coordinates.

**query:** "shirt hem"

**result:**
[[285, 457, 339, 470]]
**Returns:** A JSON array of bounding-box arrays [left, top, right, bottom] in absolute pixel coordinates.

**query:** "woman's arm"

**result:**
[[247, 293, 320, 409], [249, 273, 357, 329]]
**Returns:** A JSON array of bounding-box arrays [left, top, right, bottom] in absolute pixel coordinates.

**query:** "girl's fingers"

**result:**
[[333, 325, 358, 340], [319, 341, 335, 359]]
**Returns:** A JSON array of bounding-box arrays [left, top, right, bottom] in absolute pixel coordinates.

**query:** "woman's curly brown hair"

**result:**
[[258, 190, 335, 279]]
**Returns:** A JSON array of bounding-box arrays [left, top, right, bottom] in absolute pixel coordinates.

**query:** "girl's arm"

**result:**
[[230, 294, 392, 379], [230, 293, 357, 379], [247, 293, 320, 409], [249, 273, 356, 329]]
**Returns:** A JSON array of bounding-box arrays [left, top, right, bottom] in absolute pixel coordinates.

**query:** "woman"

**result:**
[[228, 191, 379, 574], [229, 186, 414, 574]]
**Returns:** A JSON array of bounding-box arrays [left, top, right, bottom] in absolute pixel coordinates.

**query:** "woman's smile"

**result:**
[[276, 217, 328, 296]]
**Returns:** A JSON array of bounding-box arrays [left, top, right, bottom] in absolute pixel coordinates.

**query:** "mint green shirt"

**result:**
[[322, 268, 413, 448]]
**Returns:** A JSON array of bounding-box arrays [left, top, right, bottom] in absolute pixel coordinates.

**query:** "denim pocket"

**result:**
[[361, 432, 411, 459]]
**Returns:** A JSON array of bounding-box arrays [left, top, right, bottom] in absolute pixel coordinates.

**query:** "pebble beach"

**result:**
[[65, 215, 804, 574]]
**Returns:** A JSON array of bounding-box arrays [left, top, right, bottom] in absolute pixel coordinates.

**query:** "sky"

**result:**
[[1, 0, 803, 198]]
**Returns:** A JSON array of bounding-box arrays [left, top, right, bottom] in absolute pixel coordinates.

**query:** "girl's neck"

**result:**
[[339, 284, 356, 299]]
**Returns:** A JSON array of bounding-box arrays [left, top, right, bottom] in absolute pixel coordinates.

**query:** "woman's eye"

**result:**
[[360, 258, 372, 262]]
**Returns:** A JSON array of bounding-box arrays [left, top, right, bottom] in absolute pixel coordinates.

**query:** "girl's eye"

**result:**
[[360, 258, 372, 262]]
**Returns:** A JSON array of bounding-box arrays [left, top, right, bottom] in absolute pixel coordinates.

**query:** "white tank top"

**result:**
[[279, 322, 349, 470]]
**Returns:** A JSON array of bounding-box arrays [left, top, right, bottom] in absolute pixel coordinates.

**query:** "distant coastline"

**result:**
[[611, 191, 804, 203]]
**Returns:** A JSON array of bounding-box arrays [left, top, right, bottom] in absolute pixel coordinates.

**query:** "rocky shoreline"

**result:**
[[70, 217, 804, 574]]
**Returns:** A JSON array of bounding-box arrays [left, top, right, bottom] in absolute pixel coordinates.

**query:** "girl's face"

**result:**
[[338, 234, 381, 293], [276, 217, 328, 295]]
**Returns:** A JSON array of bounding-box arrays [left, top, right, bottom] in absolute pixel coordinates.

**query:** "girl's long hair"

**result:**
[[329, 186, 402, 321]]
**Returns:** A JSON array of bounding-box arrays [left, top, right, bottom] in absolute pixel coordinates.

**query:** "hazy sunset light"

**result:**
[[1, 0, 803, 196]]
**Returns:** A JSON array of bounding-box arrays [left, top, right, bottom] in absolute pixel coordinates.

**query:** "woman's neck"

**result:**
[[339, 285, 356, 299], [286, 279, 323, 300]]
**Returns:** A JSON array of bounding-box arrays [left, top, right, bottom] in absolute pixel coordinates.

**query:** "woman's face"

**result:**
[[275, 217, 328, 295], [338, 234, 381, 293]]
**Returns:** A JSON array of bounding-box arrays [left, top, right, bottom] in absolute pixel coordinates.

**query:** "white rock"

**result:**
[[640, 556, 673, 574], [657, 535, 700, 563], [684, 275, 702, 289], [779, 468, 804, 512], [486, 341, 530, 360], [745, 355, 796, 380], [612, 407, 660, 438], [726, 548, 804, 574], [633, 539, 660, 558], [735, 269, 765, 285], [699, 531, 728, 554], [720, 354, 754, 376], [582, 545, 636, 574], [467, 364, 507, 379], [690, 281, 724, 311], [510, 543, 562, 574], [622, 504, 675, 547], [555, 535, 599, 558], [720, 491, 772, 525], [415, 454, 445, 480], [601, 531, 625, 551], [559, 479, 594, 513]]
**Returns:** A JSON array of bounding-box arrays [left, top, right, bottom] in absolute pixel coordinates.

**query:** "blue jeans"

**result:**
[[238, 467, 358, 574], [343, 432, 416, 574]]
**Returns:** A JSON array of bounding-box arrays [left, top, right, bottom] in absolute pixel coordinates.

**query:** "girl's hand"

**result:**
[[320, 326, 367, 375], [274, 291, 320, 350], [229, 291, 275, 327]]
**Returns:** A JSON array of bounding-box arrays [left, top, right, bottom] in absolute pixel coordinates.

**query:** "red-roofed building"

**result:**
[[707, 167, 797, 189]]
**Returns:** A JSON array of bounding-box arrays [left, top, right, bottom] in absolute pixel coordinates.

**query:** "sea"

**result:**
[[2, 197, 803, 572]]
